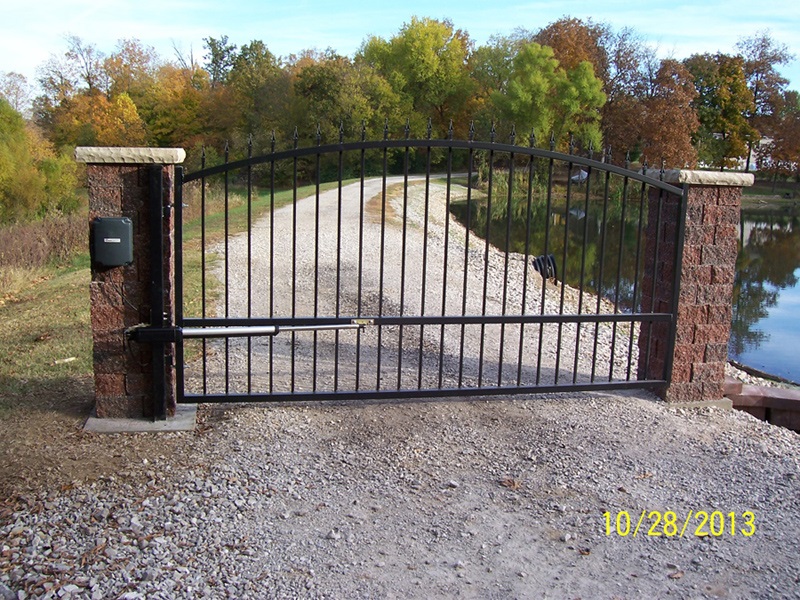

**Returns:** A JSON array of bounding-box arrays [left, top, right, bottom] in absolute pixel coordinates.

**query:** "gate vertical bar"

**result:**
[[498, 134, 516, 386], [149, 165, 167, 420], [591, 164, 612, 382], [536, 139, 556, 384], [609, 161, 631, 381], [376, 126, 389, 390], [356, 124, 367, 390], [418, 125, 433, 389], [554, 136, 575, 384], [517, 130, 536, 385], [223, 144, 230, 394], [246, 137, 253, 393], [174, 166, 185, 403], [478, 125, 496, 386], [458, 127, 475, 387], [573, 151, 594, 383], [438, 124, 454, 389]]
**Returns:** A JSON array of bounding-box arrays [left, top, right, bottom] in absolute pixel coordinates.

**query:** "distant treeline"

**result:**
[[0, 17, 797, 223]]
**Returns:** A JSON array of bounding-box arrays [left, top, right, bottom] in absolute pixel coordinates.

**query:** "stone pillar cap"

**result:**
[[75, 147, 186, 165], [645, 168, 754, 187]]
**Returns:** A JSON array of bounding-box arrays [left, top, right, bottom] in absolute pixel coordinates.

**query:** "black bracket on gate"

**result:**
[[127, 326, 183, 344]]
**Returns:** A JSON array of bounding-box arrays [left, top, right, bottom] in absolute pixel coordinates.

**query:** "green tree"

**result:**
[[0, 98, 77, 222], [293, 51, 403, 142], [685, 53, 757, 169], [204, 35, 238, 89], [359, 17, 474, 136], [491, 42, 606, 150], [226, 40, 292, 147]]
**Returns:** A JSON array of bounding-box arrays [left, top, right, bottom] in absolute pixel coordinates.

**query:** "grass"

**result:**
[[0, 254, 92, 415], [0, 180, 354, 418]]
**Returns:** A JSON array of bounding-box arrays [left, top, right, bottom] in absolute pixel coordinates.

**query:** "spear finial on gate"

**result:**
[[316, 124, 322, 146], [469, 121, 475, 142], [361, 120, 367, 142], [549, 132, 556, 151], [642, 159, 648, 175], [448, 120, 454, 140], [270, 130, 276, 153], [201, 146, 206, 169], [404, 118, 411, 140], [383, 118, 389, 141], [660, 158, 666, 180], [568, 133, 575, 155], [247, 134, 253, 157], [624, 150, 631, 169], [605, 146, 612, 164], [490, 121, 496, 143], [529, 129, 536, 148], [293, 127, 299, 149], [224, 140, 229, 163], [339, 122, 345, 143], [426, 117, 432, 140], [510, 124, 516, 146], [588, 141, 594, 160]]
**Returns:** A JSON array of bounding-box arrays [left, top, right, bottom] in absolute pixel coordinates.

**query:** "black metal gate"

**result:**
[[171, 131, 686, 404]]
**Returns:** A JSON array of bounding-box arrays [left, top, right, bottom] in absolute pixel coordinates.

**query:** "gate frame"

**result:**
[[77, 144, 752, 419]]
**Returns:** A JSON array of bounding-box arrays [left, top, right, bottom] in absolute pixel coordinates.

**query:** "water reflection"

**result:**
[[730, 212, 800, 381], [450, 197, 648, 312], [451, 196, 800, 382]]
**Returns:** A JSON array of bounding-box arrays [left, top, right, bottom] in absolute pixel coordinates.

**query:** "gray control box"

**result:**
[[92, 217, 133, 267]]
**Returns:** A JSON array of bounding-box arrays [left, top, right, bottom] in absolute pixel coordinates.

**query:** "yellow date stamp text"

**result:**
[[603, 510, 756, 538]]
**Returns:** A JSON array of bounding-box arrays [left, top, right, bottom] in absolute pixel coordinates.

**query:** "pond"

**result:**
[[451, 199, 800, 384], [730, 211, 800, 383]]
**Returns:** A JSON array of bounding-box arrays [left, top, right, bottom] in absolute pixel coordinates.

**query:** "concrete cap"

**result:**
[[645, 169, 755, 187], [75, 147, 186, 165]]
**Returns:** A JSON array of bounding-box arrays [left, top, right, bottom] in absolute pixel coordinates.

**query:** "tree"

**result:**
[[359, 17, 475, 136], [491, 42, 606, 150], [50, 91, 147, 147], [0, 98, 77, 222], [736, 31, 794, 170], [226, 40, 291, 143], [293, 52, 404, 142], [104, 38, 161, 100], [685, 53, 757, 169], [638, 60, 699, 167], [145, 63, 210, 148], [64, 35, 107, 94], [534, 17, 610, 83], [756, 90, 800, 182], [0, 72, 32, 115], [204, 35, 238, 89]]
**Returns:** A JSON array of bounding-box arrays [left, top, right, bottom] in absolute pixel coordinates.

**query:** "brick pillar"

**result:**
[[638, 170, 753, 404], [76, 147, 185, 418]]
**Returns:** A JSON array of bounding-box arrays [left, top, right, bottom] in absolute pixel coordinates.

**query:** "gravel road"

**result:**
[[1, 180, 798, 599]]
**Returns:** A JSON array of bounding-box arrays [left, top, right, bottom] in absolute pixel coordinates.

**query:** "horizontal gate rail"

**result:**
[[174, 131, 686, 404]]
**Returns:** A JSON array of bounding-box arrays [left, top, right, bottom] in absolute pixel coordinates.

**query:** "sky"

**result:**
[[3, 0, 800, 95]]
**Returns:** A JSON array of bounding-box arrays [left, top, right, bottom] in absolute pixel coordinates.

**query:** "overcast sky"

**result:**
[[3, 0, 799, 94]]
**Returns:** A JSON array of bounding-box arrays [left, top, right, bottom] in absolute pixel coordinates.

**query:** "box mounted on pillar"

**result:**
[[91, 217, 134, 268]]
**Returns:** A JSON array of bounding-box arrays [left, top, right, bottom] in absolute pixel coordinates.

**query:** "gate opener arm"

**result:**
[[128, 319, 374, 343]]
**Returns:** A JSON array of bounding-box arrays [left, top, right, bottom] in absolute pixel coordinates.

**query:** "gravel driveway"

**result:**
[[1, 180, 798, 599]]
